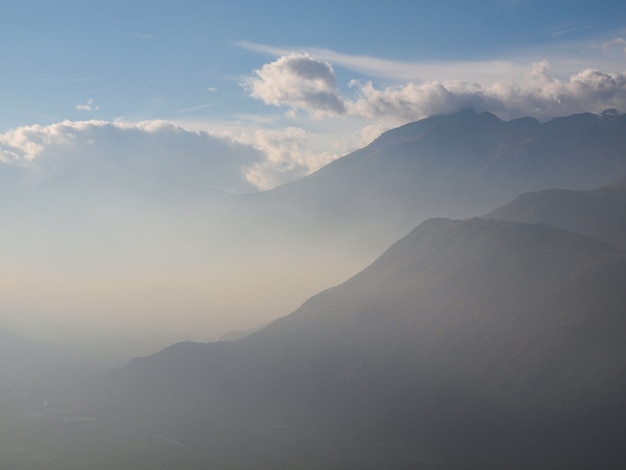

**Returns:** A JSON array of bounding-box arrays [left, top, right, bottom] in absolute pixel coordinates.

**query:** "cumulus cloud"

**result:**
[[243, 53, 346, 116], [244, 53, 626, 124], [0, 120, 263, 194], [0, 119, 345, 192], [346, 61, 626, 122], [346, 79, 495, 122], [234, 127, 338, 190], [240, 45, 626, 125]]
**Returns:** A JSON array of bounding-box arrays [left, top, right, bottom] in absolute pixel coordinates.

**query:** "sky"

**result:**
[[1, 0, 626, 188], [1, 0, 626, 359]]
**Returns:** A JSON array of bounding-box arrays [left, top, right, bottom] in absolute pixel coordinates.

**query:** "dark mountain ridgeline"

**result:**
[[486, 176, 626, 249], [68, 216, 626, 468]]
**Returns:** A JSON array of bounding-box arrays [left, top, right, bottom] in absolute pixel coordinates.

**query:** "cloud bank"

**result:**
[[0, 120, 295, 193], [0, 122, 360, 354], [349, 61, 626, 122], [244, 53, 626, 123]]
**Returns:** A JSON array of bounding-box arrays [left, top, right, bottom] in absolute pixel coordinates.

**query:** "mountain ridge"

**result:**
[[68, 214, 626, 468], [9, 110, 626, 468], [486, 175, 626, 249], [248, 108, 626, 252]]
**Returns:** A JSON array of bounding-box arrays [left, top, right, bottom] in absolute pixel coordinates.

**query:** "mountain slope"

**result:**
[[69, 217, 626, 469], [249, 109, 626, 250], [485, 176, 626, 249], [5, 109, 626, 368]]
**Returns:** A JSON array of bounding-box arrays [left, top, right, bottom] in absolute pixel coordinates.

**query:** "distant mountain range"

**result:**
[[249, 108, 626, 249], [6, 109, 626, 468], [60, 176, 626, 469], [4, 108, 626, 366], [486, 175, 626, 250]]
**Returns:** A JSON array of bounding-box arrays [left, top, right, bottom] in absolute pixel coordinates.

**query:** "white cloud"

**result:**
[[76, 98, 99, 111], [233, 127, 338, 190], [240, 38, 626, 85], [239, 41, 526, 83], [0, 119, 349, 192], [243, 51, 626, 123], [0, 120, 263, 193], [348, 62, 626, 122], [242, 53, 346, 116], [172, 114, 371, 189], [236, 52, 626, 165]]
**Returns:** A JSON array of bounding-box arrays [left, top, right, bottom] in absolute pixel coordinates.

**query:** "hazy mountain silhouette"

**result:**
[[486, 175, 626, 249], [4, 109, 626, 368], [68, 216, 626, 469], [248, 108, 626, 249], [8, 110, 626, 467]]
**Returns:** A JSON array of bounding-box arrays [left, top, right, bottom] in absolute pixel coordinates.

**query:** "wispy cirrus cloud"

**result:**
[[602, 37, 626, 53], [239, 38, 626, 83], [238, 41, 524, 83], [176, 104, 214, 114]]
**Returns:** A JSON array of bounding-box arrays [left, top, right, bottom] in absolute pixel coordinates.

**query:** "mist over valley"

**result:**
[[3, 2, 626, 467]]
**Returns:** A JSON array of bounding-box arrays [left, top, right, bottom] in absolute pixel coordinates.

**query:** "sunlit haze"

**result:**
[[1, 0, 625, 363]]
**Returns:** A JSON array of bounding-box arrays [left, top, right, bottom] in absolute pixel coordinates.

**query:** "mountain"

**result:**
[[485, 175, 626, 249], [60, 216, 626, 469], [7, 110, 626, 466], [4, 109, 626, 367], [239, 109, 626, 259]]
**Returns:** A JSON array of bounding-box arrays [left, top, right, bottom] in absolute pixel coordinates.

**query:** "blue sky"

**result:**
[[2, 0, 625, 128], [1, 0, 626, 188]]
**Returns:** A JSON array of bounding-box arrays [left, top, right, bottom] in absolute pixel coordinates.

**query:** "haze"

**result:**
[[2, 2, 626, 468], [1, 1, 625, 364]]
